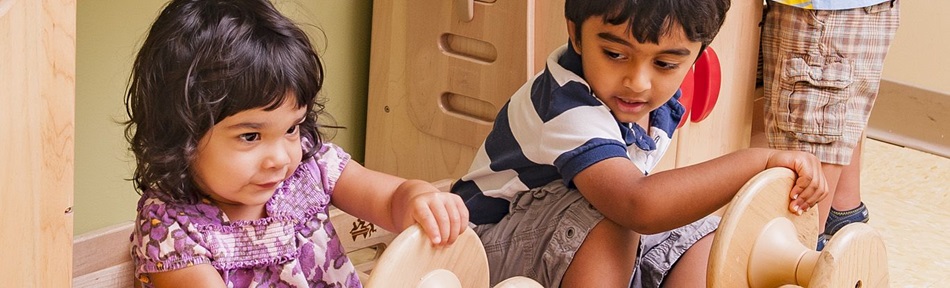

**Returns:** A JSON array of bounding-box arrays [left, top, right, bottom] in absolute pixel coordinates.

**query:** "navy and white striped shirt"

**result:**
[[451, 43, 686, 225]]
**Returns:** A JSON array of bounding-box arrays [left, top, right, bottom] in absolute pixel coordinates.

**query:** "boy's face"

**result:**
[[568, 17, 701, 124]]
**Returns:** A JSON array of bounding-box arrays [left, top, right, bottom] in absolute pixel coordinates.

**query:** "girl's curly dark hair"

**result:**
[[124, 0, 328, 203]]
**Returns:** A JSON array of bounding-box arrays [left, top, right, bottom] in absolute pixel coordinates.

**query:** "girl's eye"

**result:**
[[240, 133, 260, 142], [287, 124, 299, 135], [654, 60, 680, 70]]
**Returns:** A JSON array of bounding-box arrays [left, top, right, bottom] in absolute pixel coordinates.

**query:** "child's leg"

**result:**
[[661, 233, 714, 287], [634, 215, 720, 288], [474, 181, 616, 287], [561, 218, 639, 287], [832, 136, 863, 211]]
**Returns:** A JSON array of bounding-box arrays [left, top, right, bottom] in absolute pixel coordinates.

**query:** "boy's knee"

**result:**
[[563, 219, 640, 287]]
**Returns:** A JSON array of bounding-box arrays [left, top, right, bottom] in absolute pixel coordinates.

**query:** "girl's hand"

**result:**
[[766, 150, 828, 215], [406, 190, 469, 245]]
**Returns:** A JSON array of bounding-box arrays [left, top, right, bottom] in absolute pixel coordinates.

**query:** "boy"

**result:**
[[450, 0, 828, 287]]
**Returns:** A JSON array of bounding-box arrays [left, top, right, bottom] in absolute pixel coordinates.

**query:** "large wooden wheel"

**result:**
[[365, 225, 489, 287], [708, 168, 889, 287], [366, 224, 541, 288]]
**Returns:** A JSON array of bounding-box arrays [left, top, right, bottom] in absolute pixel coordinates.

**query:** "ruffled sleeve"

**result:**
[[130, 196, 214, 285], [313, 142, 351, 195]]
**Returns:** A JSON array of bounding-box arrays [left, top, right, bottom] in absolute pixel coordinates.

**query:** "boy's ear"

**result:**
[[566, 19, 581, 55]]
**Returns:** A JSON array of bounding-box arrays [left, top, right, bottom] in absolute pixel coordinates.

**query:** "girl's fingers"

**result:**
[[413, 203, 442, 245], [446, 204, 462, 245], [428, 200, 451, 245], [412, 192, 470, 246]]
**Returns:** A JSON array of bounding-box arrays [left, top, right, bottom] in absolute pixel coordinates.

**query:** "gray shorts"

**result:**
[[473, 181, 720, 288]]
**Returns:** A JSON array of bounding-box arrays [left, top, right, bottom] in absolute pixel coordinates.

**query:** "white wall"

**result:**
[[882, 1, 950, 93]]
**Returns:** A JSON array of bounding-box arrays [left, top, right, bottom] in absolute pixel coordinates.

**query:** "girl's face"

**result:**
[[568, 17, 700, 124], [191, 93, 306, 221]]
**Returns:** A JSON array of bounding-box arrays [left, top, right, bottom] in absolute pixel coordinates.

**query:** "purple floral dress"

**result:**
[[131, 143, 361, 287]]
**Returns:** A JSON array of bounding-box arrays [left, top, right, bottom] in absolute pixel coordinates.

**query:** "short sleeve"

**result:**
[[131, 197, 212, 280], [313, 142, 351, 194], [533, 88, 629, 183]]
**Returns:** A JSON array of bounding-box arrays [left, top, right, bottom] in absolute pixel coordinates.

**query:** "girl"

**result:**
[[124, 0, 468, 287]]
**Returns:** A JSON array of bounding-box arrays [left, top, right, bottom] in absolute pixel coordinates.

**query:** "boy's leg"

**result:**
[[474, 181, 634, 287], [634, 216, 720, 288], [561, 218, 639, 287], [660, 233, 714, 287]]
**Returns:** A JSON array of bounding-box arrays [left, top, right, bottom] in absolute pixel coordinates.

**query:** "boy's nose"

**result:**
[[623, 70, 651, 93]]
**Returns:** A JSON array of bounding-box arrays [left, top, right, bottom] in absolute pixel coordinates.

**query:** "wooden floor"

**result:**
[[860, 138, 950, 287]]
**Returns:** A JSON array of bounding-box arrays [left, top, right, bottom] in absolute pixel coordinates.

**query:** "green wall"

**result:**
[[75, 0, 373, 235]]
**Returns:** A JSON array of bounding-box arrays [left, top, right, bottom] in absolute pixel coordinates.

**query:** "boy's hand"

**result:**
[[407, 191, 469, 245], [766, 150, 828, 215]]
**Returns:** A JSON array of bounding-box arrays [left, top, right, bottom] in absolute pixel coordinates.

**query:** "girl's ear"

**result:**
[[566, 19, 581, 55]]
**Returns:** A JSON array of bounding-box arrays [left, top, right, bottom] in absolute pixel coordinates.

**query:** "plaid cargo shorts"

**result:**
[[761, 1, 900, 165]]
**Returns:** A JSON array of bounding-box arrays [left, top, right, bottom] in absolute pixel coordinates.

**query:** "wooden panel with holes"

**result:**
[[364, 0, 566, 181]]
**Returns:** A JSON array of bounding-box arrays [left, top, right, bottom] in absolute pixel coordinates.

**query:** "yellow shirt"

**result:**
[[771, 0, 889, 10]]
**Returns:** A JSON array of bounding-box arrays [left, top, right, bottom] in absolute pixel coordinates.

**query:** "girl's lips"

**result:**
[[255, 181, 280, 189]]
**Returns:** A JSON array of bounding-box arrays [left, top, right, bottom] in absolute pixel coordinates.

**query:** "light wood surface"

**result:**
[[667, 0, 763, 169], [364, 0, 565, 181], [72, 222, 135, 288], [0, 0, 75, 286], [364, 225, 490, 288], [858, 139, 949, 287]]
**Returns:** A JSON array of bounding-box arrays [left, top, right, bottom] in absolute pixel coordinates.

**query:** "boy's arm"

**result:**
[[573, 148, 825, 234]]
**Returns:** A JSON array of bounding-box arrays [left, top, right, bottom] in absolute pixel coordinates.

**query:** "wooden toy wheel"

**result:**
[[365, 225, 490, 288], [811, 224, 889, 287], [707, 167, 820, 288], [707, 168, 889, 288]]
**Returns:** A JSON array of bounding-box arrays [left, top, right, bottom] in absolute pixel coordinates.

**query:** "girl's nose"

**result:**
[[263, 142, 292, 169]]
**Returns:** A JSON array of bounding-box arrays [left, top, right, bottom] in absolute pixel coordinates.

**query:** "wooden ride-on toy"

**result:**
[[708, 167, 889, 288], [331, 179, 541, 287]]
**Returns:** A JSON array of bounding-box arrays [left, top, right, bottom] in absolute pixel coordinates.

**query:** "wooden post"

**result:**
[[0, 0, 76, 286]]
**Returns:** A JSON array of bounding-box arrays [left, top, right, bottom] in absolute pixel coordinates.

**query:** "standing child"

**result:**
[[124, 0, 468, 287], [761, 0, 900, 250], [451, 0, 828, 287]]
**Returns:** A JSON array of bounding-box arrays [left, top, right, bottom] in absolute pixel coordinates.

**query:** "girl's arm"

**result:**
[[573, 148, 827, 234], [331, 161, 469, 245], [145, 264, 226, 288]]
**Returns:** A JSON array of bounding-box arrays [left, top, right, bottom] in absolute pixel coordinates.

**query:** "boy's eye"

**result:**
[[654, 60, 680, 70], [603, 49, 625, 60], [239, 133, 260, 142]]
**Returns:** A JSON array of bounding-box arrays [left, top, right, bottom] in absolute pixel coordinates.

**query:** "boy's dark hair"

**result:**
[[124, 0, 326, 203], [565, 0, 731, 55]]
